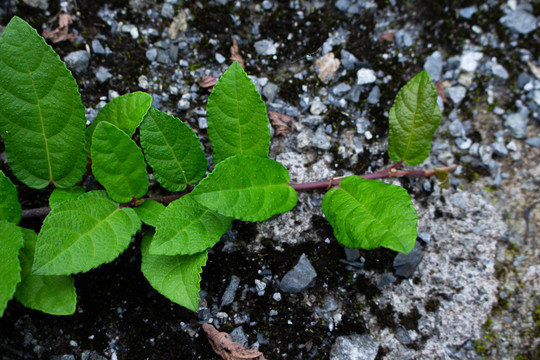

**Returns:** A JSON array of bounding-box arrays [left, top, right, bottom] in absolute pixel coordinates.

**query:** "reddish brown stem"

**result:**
[[20, 165, 457, 219]]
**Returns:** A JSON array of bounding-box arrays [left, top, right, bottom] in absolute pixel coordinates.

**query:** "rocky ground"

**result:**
[[0, 0, 539, 359]]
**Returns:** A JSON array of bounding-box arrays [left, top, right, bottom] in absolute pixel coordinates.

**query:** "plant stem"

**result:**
[[288, 165, 457, 191], [20, 165, 457, 219]]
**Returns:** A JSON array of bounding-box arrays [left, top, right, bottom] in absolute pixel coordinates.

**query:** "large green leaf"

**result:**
[[388, 71, 441, 166], [0, 170, 21, 224], [0, 220, 24, 316], [190, 154, 297, 222], [85, 92, 152, 153], [141, 230, 207, 312], [91, 121, 149, 203], [33, 191, 141, 275], [206, 61, 270, 164], [15, 229, 76, 315], [49, 186, 86, 209], [150, 195, 232, 256], [133, 199, 165, 227], [322, 176, 417, 254], [0, 16, 87, 189], [140, 108, 206, 192]]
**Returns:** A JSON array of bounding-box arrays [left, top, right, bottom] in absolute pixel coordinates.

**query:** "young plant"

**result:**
[[0, 17, 450, 315]]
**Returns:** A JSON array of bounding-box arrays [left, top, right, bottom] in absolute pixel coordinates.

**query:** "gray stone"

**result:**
[[330, 334, 379, 360], [491, 141, 508, 157], [91, 39, 106, 55], [517, 73, 532, 89], [455, 137, 472, 150], [64, 50, 90, 74], [21, 0, 48, 10], [340, 49, 360, 70], [311, 126, 332, 150], [95, 66, 112, 83], [449, 119, 466, 138], [198, 117, 208, 129], [310, 99, 327, 115], [156, 49, 171, 64], [377, 273, 397, 289], [500, 10, 538, 34], [345, 85, 363, 103], [301, 115, 324, 128], [220, 275, 240, 307], [366, 86, 381, 104], [395, 327, 413, 345], [230, 326, 249, 348], [146, 48, 158, 62], [262, 0, 273, 10], [460, 51, 483, 72], [332, 83, 352, 96], [262, 82, 279, 102], [459, 6, 477, 19], [177, 99, 190, 110], [356, 68, 376, 85], [525, 137, 540, 147], [355, 117, 371, 134], [121, 24, 139, 39], [505, 113, 528, 139], [394, 29, 414, 48], [279, 253, 317, 293], [215, 53, 226, 64], [478, 144, 493, 165], [393, 242, 423, 278], [447, 86, 467, 105], [424, 50, 443, 82], [492, 63, 509, 80], [335, 0, 350, 12], [254, 39, 277, 56], [161, 3, 175, 18]]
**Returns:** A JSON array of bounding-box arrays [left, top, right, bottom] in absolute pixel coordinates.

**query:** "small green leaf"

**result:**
[[0, 170, 21, 224], [15, 229, 76, 315], [85, 92, 152, 153], [140, 108, 206, 192], [133, 199, 165, 227], [322, 176, 417, 254], [150, 195, 232, 256], [0, 220, 24, 316], [141, 230, 207, 312], [388, 71, 442, 166], [206, 61, 270, 164], [49, 186, 86, 209], [191, 154, 297, 222], [33, 191, 141, 275], [91, 121, 149, 203], [0, 16, 87, 189]]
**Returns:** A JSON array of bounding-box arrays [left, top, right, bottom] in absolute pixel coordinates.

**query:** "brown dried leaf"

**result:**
[[269, 111, 295, 136], [379, 32, 395, 42], [43, 13, 77, 43], [230, 38, 245, 69], [202, 323, 266, 360], [435, 81, 449, 104], [198, 75, 218, 92]]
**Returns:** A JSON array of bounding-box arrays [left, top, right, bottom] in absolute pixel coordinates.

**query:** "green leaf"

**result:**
[[0, 16, 87, 189], [150, 195, 232, 256], [133, 199, 165, 227], [33, 191, 141, 275], [206, 61, 270, 164], [91, 121, 149, 203], [388, 71, 442, 166], [15, 229, 76, 315], [49, 186, 86, 209], [0, 170, 21, 224], [322, 176, 417, 254], [140, 108, 206, 192], [190, 154, 297, 222], [434, 169, 450, 189], [85, 92, 152, 153], [141, 230, 207, 312], [0, 220, 24, 316]]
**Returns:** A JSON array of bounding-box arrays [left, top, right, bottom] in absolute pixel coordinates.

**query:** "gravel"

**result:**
[[2, 1, 539, 359]]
